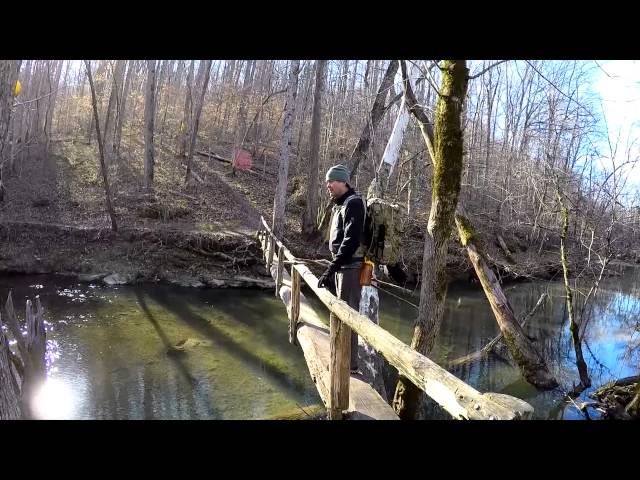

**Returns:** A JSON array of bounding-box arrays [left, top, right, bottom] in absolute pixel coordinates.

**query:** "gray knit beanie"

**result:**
[[325, 164, 350, 183]]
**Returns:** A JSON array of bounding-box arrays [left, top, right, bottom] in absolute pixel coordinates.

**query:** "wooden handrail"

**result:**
[[259, 217, 531, 420]]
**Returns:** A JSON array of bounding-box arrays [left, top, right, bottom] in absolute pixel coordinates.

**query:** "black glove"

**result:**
[[318, 263, 339, 289]]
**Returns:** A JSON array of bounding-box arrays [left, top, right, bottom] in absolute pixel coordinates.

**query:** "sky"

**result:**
[[591, 60, 640, 198]]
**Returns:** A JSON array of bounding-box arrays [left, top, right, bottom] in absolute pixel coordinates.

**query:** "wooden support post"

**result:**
[[266, 234, 275, 274], [289, 268, 301, 345], [263, 233, 269, 262], [275, 245, 284, 297], [329, 312, 351, 420]]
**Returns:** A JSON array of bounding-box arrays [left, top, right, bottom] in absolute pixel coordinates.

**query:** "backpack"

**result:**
[[362, 197, 404, 265], [335, 193, 404, 265]]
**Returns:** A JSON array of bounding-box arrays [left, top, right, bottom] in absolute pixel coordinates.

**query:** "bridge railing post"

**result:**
[[266, 234, 275, 274], [329, 311, 350, 420], [275, 245, 284, 297], [289, 267, 300, 345]]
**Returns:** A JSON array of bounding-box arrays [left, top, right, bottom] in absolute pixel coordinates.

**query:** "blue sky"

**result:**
[[591, 60, 640, 196]]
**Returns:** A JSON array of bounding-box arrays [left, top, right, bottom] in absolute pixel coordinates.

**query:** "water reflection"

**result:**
[[0, 274, 321, 419], [375, 266, 640, 419], [32, 377, 75, 419]]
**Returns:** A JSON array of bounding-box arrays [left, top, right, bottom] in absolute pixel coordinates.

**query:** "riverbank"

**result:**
[[0, 139, 630, 291]]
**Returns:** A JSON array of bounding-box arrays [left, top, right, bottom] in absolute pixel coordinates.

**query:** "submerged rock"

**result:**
[[78, 273, 108, 282], [228, 275, 275, 289], [103, 273, 133, 285], [169, 277, 206, 288], [167, 338, 213, 355]]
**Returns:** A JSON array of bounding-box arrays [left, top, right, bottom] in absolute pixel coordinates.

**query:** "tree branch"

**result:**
[[468, 60, 510, 80]]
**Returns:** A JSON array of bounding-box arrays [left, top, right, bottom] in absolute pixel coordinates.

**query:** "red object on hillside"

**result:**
[[233, 149, 253, 171]]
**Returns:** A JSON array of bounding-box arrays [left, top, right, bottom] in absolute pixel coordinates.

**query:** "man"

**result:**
[[317, 164, 365, 374]]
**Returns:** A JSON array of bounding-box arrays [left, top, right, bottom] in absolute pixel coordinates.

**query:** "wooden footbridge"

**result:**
[[257, 217, 534, 420]]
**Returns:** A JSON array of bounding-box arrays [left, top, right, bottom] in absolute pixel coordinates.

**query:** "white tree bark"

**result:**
[[271, 60, 300, 237], [357, 62, 418, 401]]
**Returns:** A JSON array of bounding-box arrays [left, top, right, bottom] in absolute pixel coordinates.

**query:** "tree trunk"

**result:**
[[14, 60, 31, 167], [316, 60, 399, 234], [358, 63, 418, 402], [392, 60, 469, 420], [104, 60, 126, 160], [271, 60, 300, 237], [44, 60, 63, 152], [184, 60, 212, 185], [178, 60, 194, 157], [85, 60, 107, 143], [85, 60, 118, 232], [231, 60, 254, 174], [558, 192, 591, 390], [114, 60, 134, 159], [302, 60, 326, 239], [348, 60, 399, 176], [143, 60, 157, 192], [0, 60, 20, 202], [0, 314, 21, 419]]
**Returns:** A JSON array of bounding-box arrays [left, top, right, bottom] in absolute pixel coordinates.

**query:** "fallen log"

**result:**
[[455, 208, 558, 390], [447, 292, 548, 368]]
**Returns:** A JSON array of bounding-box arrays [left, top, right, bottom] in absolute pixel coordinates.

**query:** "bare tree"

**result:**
[[177, 60, 194, 158], [114, 60, 134, 159], [144, 60, 157, 192], [271, 60, 300, 237], [0, 60, 20, 202], [302, 60, 326, 239], [184, 60, 212, 185], [84, 60, 118, 232], [392, 60, 469, 420]]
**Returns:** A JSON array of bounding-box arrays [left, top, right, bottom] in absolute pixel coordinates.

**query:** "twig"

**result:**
[[468, 60, 510, 80]]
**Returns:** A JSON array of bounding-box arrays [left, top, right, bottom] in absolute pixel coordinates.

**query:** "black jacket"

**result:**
[[329, 187, 365, 269]]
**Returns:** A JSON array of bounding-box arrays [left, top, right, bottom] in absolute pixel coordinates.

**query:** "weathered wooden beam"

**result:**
[[329, 312, 351, 420], [275, 245, 284, 297], [260, 216, 526, 419], [266, 234, 274, 274], [262, 239, 396, 419], [289, 268, 300, 345]]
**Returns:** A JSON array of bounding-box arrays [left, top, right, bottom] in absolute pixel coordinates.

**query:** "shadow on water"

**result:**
[[135, 291, 198, 386], [375, 267, 640, 419], [138, 287, 312, 395], [0, 274, 320, 419]]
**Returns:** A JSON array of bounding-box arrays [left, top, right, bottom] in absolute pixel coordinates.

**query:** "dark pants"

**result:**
[[335, 262, 362, 370]]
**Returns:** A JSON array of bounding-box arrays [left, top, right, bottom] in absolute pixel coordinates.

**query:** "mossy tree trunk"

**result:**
[[558, 191, 591, 391], [392, 60, 469, 419]]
